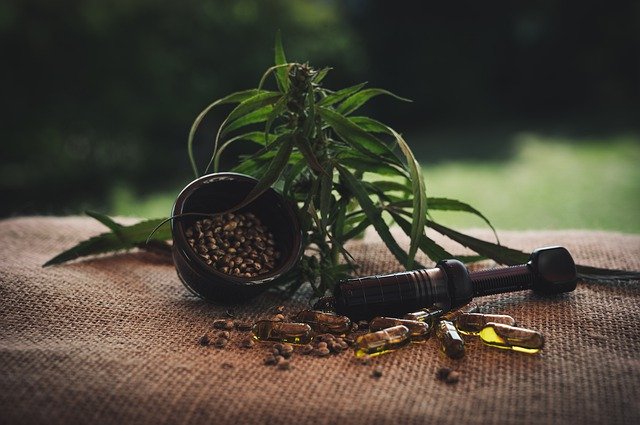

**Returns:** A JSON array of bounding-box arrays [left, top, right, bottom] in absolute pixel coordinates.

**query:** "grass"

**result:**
[[110, 133, 640, 233]]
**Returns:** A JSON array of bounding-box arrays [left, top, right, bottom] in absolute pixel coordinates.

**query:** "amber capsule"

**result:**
[[436, 320, 465, 359], [403, 308, 444, 325], [353, 325, 410, 358], [294, 310, 351, 335], [479, 323, 544, 354], [252, 320, 312, 345], [369, 317, 431, 342], [455, 313, 516, 335]]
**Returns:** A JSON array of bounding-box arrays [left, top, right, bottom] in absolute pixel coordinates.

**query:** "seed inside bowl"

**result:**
[[184, 212, 281, 278]]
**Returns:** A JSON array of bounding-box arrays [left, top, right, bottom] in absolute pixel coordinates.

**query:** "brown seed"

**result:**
[[240, 338, 255, 349], [280, 344, 294, 354], [217, 331, 230, 339], [264, 355, 277, 366], [223, 320, 235, 330], [220, 362, 234, 369], [436, 367, 452, 381], [317, 341, 328, 349], [271, 348, 280, 356], [445, 371, 461, 384], [214, 337, 227, 348], [300, 344, 314, 355], [213, 319, 227, 329], [372, 366, 383, 378], [198, 334, 210, 346], [273, 343, 284, 352], [314, 347, 331, 357]]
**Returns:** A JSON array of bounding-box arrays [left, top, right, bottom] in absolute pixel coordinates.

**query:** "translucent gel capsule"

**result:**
[[436, 320, 465, 359], [353, 325, 410, 358], [441, 302, 479, 321], [403, 308, 444, 325], [295, 310, 351, 335], [455, 313, 516, 335], [369, 317, 431, 342], [479, 323, 544, 354], [252, 320, 312, 345]]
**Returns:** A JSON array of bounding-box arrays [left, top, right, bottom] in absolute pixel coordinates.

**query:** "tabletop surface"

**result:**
[[1, 216, 639, 425]]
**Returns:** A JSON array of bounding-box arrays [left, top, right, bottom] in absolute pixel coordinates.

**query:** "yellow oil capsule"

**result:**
[[403, 308, 444, 325], [353, 325, 410, 358], [252, 320, 312, 345], [479, 323, 544, 354], [294, 310, 351, 335], [436, 320, 465, 359], [369, 317, 431, 342], [440, 302, 479, 321], [455, 313, 516, 335]]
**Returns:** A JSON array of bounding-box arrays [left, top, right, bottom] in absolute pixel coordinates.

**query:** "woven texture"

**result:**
[[1, 216, 639, 425]]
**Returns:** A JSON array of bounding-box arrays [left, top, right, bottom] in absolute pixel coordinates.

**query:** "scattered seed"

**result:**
[[436, 367, 452, 381], [240, 338, 255, 349], [198, 334, 210, 346], [222, 320, 235, 330], [221, 362, 234, 370], [445, 371, 461, 384], [314, 347, 331, 357], [217, 331, 230, 339], [214, 337, 228, 348], [300, 344, 314, 355], [277, 359, 291, 370], [372, 366, 384, 378], [264, 355, 277, 366], [213, 319, 227, 329]]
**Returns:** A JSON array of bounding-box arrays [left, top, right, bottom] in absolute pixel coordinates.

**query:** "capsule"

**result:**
[[479, 323, 544, 354], [455, 313, 516, 335], [353, 325, 410, 358], [252, 320, 312, 345], [369, 317, 431, 342], [440, 302, 479, 321], [436, 320, 465, 359], [403, 308, 444, 325], [294, 310, 351, 335]]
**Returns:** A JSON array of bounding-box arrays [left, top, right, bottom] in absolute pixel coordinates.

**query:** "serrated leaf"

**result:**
[[336, 88, 412, 116], [318, 82, 366, 107], [427, 220, 529, 265], [43, 218, 171, 267], [348, 116, 390, 133], [188, 89, 264, 177], [385, 127, 427, 269], [427, 197, 499, 243], [389, 211, 452, 263], [227, 133, 295, 212], [320, 163, 334, 230], [337, 164, 409, 267], [213, 131, 274, 172], [274, 30, 290, 92], [318, 107, 402, 166]]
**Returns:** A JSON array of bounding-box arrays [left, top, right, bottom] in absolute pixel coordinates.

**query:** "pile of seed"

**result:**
[[198, 318, 255, 350], [185, 212, 281, 278]]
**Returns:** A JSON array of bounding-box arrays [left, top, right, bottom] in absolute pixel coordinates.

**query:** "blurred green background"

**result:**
[[2, 0, 639, 232]]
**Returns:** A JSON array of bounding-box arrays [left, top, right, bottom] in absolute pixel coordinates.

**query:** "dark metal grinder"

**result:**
[[330, 246, 577, 320]]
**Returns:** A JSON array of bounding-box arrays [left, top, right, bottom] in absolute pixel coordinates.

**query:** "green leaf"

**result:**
[[320, 163, 334, 230], [213, 131, 274, 172], [318, 82, 366, 107], [85, 210, 124, 235], [337, 164, 410, 267], [427, 220, 530, 265], [274, 30, 290, 92], [227, 133, 295, 212], [220, 104, 274, 138], [348, 116, 390, 134], [43, 218, 171, 267], [188, 89, 264, 177], [336, 152, 408, 177], [318, 107, 402, 166], [382, 127, 427, 268], [336, 88, 412, 116], [313, 67, 332, 84], [368, 180, 412, 194], [426, 197, 499, 243], [390, 211, 452, 263]]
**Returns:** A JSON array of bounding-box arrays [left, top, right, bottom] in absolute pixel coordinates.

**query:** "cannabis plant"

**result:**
[[46, 34, 635, 289]]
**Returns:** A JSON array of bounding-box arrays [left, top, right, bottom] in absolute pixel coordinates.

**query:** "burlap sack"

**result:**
[[1, 217, 639, 425]]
